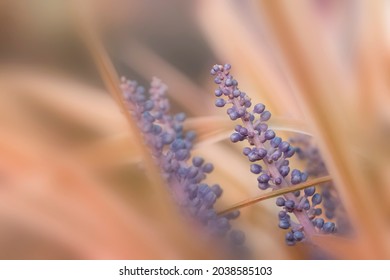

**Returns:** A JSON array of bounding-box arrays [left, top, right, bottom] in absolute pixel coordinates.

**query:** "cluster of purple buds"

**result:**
[[120, 77, 246, 254], [211, 64, 336, 245], [292, 136, 352, 235]]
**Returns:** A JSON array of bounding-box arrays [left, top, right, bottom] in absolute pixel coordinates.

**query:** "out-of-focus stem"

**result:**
[[70, 1, 169, 203], [260, 1, 387, 257]]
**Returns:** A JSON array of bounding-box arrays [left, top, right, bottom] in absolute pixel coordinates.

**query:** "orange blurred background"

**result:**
[[0, 0, 389, 259]]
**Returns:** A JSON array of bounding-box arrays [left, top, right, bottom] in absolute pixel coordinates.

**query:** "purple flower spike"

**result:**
[[211, 64, 337, 245], [122, 76, 246, 256]]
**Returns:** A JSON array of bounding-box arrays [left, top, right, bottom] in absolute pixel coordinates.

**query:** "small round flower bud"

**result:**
[[225, 79, 233, 86], [228, 110, 239, 120], [248, 152, 259, 162], [284, 200, 295, 212], [264, 129, 276, 140], [171, 139, 185, 151], [244, 100, 252, 108], [279, 166, 290, 177], [312, 193, 322, 205], [177, 167, 188, 177], [285, 232, 295, 243], [260, 111, 271, 121], [239, 127, 248, 136], [250, 164, 262, 174], [304, 186, 316, 196], [314, 208, 322, 216], [214, 89, 222, 96], [192, 156, 204, 167], [258, 123, 268, 132], [279, 141, 290, 152], [276, 197, 285, 206], [271, 137, 282, 148], [211, 184, 223, 198], [274, 177, 282, 185], [291, 175, 301, 185], [284, 146, 296, 158], [278, 211, 288, 219], [215, 98, 226, 107], [233, 89, 241, 97], [258, 182, 269, 190], [291, 169, 300, 177], [279, 219, 291, 229], [293, 231, 304, 241], [186, 166, 198, 178], [202, 163, 214, 173], [175, 149, 189, 160], [314, 218, 324, 229], [253, 103, 265, 114], [230, 132, 242, 143], [322, 222, 336, 233], [271, 150, 282, 161], [257, 148, 267, 159], [243, 147, 251, 155], [257, 173, 270, 183]]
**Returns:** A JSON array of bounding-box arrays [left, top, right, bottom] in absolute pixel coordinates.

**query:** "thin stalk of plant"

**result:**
[[218, 175, 331, 215]]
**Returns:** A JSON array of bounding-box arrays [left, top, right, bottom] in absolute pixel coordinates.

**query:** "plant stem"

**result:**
[[218, 175, 331, 215]]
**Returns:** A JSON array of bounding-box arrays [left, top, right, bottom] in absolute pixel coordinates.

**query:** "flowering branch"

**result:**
[[211, 64, 336, 245], [121, 76, 248, 256]]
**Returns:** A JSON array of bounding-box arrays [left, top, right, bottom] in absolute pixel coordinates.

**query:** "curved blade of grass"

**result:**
[[0, 67, 127, 134], [70, 1, 169, 208], [196, 0, 303, 118], [260, 1, 390, 258]]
